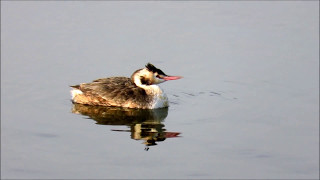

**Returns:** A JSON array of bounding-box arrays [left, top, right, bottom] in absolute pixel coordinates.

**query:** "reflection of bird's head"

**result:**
[[145, 139, 157, 146], [143, 135, 168, 151]]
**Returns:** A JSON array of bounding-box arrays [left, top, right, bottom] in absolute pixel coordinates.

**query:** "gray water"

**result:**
[[1, 1, 319, 179]]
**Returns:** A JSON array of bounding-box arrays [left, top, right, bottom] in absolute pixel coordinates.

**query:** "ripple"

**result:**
[[177, 90, 237, 100]]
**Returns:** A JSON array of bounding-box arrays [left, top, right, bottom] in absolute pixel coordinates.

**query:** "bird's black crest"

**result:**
[[145, 63, 166, 75]]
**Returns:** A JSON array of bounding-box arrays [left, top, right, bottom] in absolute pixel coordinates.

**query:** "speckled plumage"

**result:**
[[70, 63, 181, 109], [71, 77, 154, 108]]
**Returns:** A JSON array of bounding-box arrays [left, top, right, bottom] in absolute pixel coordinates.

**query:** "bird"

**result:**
[[70, 63, 182, 109]]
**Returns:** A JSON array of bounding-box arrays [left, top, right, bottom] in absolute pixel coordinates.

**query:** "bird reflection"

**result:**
[[71, 103, 181, 150]]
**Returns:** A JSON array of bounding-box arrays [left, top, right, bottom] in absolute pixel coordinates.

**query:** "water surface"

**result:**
[[1, 1, 319, 179]]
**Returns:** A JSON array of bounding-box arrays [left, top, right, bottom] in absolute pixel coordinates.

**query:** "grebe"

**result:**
[[70, 63, 182, 109]]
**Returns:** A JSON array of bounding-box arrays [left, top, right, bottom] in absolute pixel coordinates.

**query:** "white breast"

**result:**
[[70, 89, 83, 99], [145, 85, 169, 109], [152, 91, 169, 109]]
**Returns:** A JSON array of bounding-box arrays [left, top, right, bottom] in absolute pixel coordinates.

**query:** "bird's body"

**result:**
[[70, 63, 181, 109]]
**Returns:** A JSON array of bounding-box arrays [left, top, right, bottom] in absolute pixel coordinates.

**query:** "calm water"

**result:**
[[1, 1, 319, 179]]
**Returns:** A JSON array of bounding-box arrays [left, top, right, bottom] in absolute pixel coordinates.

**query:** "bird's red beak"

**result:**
[[162, 76, 182, 81]]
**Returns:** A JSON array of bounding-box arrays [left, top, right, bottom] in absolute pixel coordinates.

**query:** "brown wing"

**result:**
[[75, 77, 151, 108]]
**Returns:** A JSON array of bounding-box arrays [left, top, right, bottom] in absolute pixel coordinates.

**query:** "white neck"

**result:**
[[132, 68, 169, 108], [133, 74, 162, 94]]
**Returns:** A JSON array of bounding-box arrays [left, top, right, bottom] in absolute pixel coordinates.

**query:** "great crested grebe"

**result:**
[[70, 63, 182, 109]]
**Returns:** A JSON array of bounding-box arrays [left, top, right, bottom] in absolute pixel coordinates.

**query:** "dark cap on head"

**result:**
[[145, 63, 166, 76]]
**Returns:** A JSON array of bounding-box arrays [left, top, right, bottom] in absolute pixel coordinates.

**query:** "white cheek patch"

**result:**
[[153, 76, 165, 84]]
